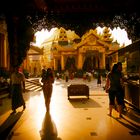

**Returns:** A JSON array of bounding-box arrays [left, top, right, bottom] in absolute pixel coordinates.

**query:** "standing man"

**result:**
[[10, 66, 26, 114]]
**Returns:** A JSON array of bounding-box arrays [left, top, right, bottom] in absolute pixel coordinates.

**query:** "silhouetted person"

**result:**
[[41, 68, 54, 112]]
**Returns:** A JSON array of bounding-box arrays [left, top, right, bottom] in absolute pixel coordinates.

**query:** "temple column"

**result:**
[[0, 33, 4, 67], [61, 54, 64, 70], [53, 58, 57, 70], [102, 53, 105, 69], [3, 34, 7, 68], [77, 53, 83, 69], [0, 33, 8, 68], [23, 54, 29, 70], [0, 19, 9, 69], [116, 52, 118, 62], [7, 16, 19, 67]]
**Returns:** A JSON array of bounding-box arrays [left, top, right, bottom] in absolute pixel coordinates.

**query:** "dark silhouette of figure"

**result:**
[[10, 66, 26, 114], [41, 68, 54, 112], [105, 64, 123, 118]]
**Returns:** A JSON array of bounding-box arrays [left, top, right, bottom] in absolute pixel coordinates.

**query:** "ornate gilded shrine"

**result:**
[[24, 27, 120, 75], [51, 27, 119, 72], [23, 46, 43, 77]]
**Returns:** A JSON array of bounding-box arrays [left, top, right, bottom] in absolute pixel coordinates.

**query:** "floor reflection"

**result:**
[[40, 112, 61, 140]]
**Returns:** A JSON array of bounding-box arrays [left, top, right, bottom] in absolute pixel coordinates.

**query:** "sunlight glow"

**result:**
[[35, 26, 132, 47], [35, 28, 57, 46], [27, 93, 46, 130], [97, 26, 132, 46]]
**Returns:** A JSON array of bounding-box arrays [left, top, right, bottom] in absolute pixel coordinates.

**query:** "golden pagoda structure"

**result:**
[[24, 27, 120, 76], [22, 45, 43, 77], [51, 27, 119, 72], [51, 27, 80, 71]]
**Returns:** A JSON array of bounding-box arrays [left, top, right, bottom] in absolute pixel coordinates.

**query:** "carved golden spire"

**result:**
[[59, 27, 68, 42], [101, 27, 113, 42]]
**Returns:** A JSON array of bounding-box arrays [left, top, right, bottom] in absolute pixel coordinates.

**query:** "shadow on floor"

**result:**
[[115, 116, 140, 136], [68, 98, 102, 108], [122, 106, 140, 125], [39, 112, 62, 140], [0, 111, 23, 140], [110, 105, 140, 136]]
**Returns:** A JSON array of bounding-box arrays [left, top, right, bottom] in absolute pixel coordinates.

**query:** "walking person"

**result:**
[[105, 64, 124, 118], [10, 66, 26, 114], [41, 68, 54, 112]]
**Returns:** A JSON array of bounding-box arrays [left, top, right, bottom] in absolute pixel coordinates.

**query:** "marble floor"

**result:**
[[0, 78, 140, 140]]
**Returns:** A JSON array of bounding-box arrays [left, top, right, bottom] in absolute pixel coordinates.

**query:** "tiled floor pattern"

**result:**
[[0, 78, 140, 140]]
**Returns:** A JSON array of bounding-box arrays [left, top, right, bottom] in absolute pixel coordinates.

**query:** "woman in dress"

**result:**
[[41, 68, 54, 112]]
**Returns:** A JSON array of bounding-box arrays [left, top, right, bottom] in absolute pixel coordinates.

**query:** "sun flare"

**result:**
[[35, 28, 58, 46], [34, 26, 132, 47]]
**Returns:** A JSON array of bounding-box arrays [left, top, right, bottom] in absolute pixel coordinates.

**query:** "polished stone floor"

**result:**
[[0, 78, 140, 140]]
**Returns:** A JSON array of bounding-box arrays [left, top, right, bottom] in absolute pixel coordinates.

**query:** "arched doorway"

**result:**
[[82, 50, 100, 72], [65, 56, 76, 72]]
